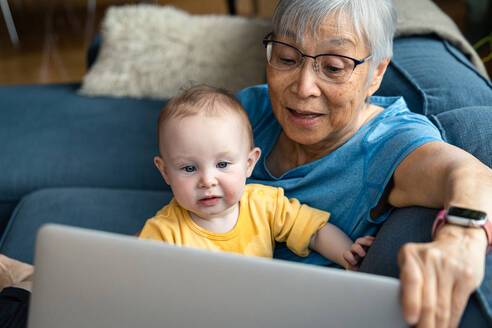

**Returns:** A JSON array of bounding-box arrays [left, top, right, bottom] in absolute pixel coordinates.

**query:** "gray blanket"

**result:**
[[393, 0, 489, 79]]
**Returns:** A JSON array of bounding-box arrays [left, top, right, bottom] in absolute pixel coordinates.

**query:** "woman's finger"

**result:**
[[433, 257, 456, 328], [398, 244, 423, 326], [448, 274, 474, 328], [417, 249, 439, 328]]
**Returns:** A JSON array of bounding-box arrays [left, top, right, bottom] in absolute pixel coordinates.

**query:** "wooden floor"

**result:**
[[0, 0, 235, 85], [0, 0, 490, 86]]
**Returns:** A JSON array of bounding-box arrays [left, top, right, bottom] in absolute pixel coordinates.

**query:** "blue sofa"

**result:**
[[0, 34, 491, 267]]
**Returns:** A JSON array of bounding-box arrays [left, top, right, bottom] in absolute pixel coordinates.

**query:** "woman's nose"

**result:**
[[290, 59, 322, 98]]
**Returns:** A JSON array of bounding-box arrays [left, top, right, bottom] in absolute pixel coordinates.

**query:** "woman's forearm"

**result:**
[[443, 159, 492, 216]]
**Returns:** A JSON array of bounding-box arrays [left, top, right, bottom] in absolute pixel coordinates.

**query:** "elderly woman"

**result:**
[[1, 0, 491, 327], [235, 0, 492, 327]]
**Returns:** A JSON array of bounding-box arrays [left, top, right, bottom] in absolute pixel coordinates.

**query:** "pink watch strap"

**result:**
[[483, 220, 492, 253], [431, 209, 448, 239], [431, 209, 492, 253]]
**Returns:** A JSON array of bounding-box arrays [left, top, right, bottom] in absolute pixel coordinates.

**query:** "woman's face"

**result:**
[[267, 14, 387, 147]]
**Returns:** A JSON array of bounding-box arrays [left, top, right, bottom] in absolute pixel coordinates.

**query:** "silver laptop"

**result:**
[[28, 224, 407, 328]]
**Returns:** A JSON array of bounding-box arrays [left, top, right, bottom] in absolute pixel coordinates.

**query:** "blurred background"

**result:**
[[0, 0, 490, 85]]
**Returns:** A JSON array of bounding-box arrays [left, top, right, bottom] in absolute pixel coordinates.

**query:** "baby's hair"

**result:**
[[157, 85, 254, 152]]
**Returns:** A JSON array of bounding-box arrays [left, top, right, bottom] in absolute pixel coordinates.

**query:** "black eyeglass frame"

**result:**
[[262, 33, 372, 80]]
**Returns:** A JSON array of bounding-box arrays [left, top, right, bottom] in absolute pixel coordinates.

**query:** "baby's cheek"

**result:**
[[223, 177, 246, 204], [224, 188, 242, 204]]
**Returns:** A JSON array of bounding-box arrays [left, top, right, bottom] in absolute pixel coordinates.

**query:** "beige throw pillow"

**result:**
[[79, 5, 271, 99]]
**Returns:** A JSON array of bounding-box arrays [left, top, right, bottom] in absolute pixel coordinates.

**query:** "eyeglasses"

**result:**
[[263, 34, 371, 83]]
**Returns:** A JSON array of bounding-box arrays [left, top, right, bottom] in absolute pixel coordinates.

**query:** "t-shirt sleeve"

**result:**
[[139, 205, 178, 244], [363, 100, 444, 209], [270, 188, 330, 257], [139, 218, 172, 242]]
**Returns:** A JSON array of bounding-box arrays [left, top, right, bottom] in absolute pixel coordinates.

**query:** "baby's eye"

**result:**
[[217, 162, 229, 169], [182, 165, 196, 173]]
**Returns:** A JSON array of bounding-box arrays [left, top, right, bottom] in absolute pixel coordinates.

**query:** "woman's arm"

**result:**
[[389, 141, 492, 327]]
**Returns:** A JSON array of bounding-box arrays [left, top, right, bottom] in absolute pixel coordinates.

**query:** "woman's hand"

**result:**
[[397, 225, 487, 328], [343, 236, 375, 271]]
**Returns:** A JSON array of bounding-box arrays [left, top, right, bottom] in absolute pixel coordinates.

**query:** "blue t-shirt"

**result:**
[[236, 84, 443, 266]]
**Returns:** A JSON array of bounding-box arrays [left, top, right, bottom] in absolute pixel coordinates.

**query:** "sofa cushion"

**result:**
[[429, 106, 492, 168], [0, 188, 173, 264], [79, 5, 271, 99], [0, 83, 170, 226], [377, 36, 492, 116]]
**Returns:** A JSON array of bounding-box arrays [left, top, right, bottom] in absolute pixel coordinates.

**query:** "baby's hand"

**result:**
[[343, 236, 375, 271]]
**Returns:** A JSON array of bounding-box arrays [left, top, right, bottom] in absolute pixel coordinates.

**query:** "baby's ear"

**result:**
[[154, 156, 170, 185], [246, 147, 261, 177]]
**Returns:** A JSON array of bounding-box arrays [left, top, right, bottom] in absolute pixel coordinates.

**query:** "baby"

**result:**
[[139, 85, 373, 270]]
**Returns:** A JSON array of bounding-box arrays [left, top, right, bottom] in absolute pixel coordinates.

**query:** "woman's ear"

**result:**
[[366, 58, 391, 98], [154, 156, 170, 185], [246, 147, 262, 178]]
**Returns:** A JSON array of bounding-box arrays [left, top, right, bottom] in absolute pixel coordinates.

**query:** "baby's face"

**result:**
[[157, 110, 259, 221]]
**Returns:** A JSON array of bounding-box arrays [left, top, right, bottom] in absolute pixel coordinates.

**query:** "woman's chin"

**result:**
[[283, 124, 332, 147]]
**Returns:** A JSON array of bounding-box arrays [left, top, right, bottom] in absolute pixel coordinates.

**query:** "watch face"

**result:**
[[447, 206, 488, 221]]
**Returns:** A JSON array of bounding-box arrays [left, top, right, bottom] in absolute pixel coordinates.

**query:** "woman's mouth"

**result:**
[[288, 108, 321, 118], [287, 107, 323, 127]]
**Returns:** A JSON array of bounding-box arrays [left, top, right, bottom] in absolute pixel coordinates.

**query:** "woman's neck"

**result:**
[[267, 132, 344, 177]]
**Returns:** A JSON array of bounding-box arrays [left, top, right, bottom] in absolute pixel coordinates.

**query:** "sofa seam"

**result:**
[[428, 114, 448, 142], [442, 41, 492, 88], [387, 60, 429, 115]]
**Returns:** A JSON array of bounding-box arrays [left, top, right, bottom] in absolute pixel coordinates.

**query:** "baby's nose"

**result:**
[[198, 171, 217, 188]]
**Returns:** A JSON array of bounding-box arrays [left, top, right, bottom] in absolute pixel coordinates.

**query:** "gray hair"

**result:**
[[272, 0, 397, 78]]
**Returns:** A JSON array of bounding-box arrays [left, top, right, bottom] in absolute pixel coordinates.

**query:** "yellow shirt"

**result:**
[[140, 184, 330, 258]]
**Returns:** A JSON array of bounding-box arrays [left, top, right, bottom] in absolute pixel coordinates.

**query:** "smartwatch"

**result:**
[[432, 206, 491, 253]]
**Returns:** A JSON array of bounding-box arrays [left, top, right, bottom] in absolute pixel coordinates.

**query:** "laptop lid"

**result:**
[[28, 224, 406, 328]]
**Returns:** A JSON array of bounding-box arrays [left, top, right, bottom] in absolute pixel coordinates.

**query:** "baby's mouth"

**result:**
[[200, 196, 220, 201], [198, 195, 222, 206]]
